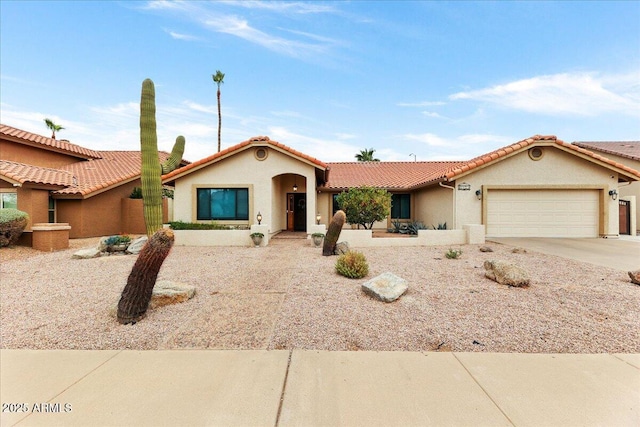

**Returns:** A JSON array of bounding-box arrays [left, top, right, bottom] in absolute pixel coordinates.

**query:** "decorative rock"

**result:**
[[72, 247, 101, 259], [149, 280, 196, 309], [628, 269, 640, 285], [334, 241, 350, 255], [126, 236, 148, 254], [479, 246, 494, 252], [484, 260, 530, 287], [98, 236, 112, 252], [362, 272, 408, 302], [511, 247, 527, 254]]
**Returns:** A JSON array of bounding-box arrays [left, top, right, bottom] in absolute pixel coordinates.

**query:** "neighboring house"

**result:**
[[0, 124, 186, 240], [163, 134, 640, 239], [573, 141, 640, 235]]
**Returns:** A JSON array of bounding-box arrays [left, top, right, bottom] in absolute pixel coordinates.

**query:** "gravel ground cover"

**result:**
[[1, 238, 638, 352]]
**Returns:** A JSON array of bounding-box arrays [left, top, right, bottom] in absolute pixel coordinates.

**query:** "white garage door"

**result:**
[[486, 189, 599, 237]]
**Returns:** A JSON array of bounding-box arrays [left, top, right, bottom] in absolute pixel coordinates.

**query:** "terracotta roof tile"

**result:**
[[54, 151, 174, 197], [0, 160, 75, 187], [573, 141, 640, 162], [321, 161, 461, 190], [444, 135, 640, 180], [0, 123, 102, 160], [162, 136, 328, 181]]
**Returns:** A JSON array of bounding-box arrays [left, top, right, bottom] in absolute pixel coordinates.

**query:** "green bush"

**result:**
[[169, 221, 229, 230], [129, 187, 143, 199], [335, 186, 392, 229], [0, 208, 29, 247], [104, 235, 132, 246], [336, 251, 369, 279], [445, 248, 463, 259]]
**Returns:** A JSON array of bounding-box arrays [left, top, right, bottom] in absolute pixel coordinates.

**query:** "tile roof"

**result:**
[[0, 123, 102, 160], [54, 151, 174, 197], [0, 159, 75, 187], [572, 141, 640, 162], [322, 135, 640, 190], [321, 161, 461, 190], [443, 135, 640, 181], [162, 136, 328, 181], [1, 151, 176, 197]]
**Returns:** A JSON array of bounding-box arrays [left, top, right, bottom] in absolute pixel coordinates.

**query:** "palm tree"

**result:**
[[44, 118, 64, 139], [355, 148, 379, 162], [212, 70, 225, 152]]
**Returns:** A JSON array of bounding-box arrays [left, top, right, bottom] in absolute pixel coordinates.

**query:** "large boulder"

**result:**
[[126, 236, 148, 254], [628, 269, 640, 285], [362, 272, 408, 302], [484, 260, 530, 287], [149, 280, 196, 309], [72, 247, 101, 259]]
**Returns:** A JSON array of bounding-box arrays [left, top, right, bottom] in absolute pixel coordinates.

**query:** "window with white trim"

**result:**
[[0, 192, 17, 209], [197, 188, 249, 221]]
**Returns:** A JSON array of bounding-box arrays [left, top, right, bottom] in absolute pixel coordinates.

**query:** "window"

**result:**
[[391, 194, 411, 219], [332, 193, 342, 215], [48, 195, 56, 223], [197, 188, 249, 221], [0, 192, 17, 209]]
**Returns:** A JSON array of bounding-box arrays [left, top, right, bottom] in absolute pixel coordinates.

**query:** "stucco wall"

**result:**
[[56, 180, 148, 238], [173, 146, 319, 234], [11, 186, 50, 230], [587, 151, 639, 233], [414, 185, 454, 229], [0, 140, 82, 168], [452, 146, 621, 236]]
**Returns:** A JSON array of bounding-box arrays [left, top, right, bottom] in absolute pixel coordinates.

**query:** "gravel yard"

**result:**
[[1, 238, 638, 353]]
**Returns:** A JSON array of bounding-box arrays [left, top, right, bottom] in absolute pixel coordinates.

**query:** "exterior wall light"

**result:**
[[257, 211, 262, 224], [316, 213, 321, 224], [609, 190, 618, 200], [475, 189, 482, 200]]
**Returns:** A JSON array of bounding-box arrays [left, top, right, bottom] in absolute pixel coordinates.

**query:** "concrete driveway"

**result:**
[[488, 236, 640, 271]]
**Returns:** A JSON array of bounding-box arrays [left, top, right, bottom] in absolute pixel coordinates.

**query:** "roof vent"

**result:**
[[528, 147, 544, 161]]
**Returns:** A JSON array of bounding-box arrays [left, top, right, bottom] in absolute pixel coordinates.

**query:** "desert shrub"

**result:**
[[0, 208, 29, 247], [336, 251, 369, 279], [104, 235, 132, 246], [445, 248, 463, 259], [335, 186, 392, 229], [129, 187, 143, 199], [169, 221, 229, 230]]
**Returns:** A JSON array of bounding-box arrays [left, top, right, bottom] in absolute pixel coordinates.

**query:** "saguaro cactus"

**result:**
[[117, 228, 175, 324], [323, 210, 346, 256], [139, 78, 185, 236]]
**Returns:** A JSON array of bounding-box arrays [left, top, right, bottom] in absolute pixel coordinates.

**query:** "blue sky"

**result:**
[[1, 1, 639, 163]]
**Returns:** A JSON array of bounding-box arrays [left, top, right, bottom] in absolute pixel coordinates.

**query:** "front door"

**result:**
[[619, 200, 631, 235], [287, 193, 306, 232]]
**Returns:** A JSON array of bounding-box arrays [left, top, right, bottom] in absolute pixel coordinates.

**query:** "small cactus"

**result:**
[[323, 210, 346, 256]]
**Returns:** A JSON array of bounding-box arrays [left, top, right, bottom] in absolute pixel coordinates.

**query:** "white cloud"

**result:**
[[143, 1, 336, 59], [421, 111, 447, 119], [450, 71, 640, 117], [166, 30, 199, 41]]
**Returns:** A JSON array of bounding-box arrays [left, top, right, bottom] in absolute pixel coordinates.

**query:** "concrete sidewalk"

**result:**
[[2, 350, 638, 426]]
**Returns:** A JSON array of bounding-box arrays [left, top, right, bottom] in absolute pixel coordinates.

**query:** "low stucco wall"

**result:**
[[172, 224, 269, 247], [337, 225, 484, 248]]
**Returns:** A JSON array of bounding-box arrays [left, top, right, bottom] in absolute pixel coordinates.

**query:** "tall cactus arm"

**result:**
[[161, 135, 185, 174], [140, 78, 164, 236]]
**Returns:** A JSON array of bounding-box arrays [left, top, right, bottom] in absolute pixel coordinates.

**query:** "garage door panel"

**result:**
[[486, 190, 598, 238]]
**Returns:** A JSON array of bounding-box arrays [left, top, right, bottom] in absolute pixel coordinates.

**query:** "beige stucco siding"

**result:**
[[586, 151, 639, 233], [173, 146, 318, 234], [414, 185, 454, 228], [452, 146, 621, 236]]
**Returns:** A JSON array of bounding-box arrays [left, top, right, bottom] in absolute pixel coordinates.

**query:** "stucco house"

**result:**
[[573, 141, 639, 235], [163, 134, 640, 241], [0, 124, 186, 241]]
